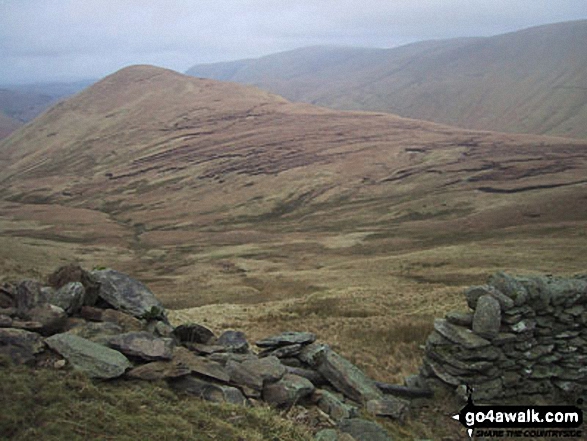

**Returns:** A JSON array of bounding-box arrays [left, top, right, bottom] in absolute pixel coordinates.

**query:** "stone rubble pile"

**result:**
[[0, 265, 431, 441], [421, 272, 587, 403]]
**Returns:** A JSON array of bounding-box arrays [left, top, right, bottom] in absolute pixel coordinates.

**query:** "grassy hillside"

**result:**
[[0, 111, 22, 140], [188, 20, 587, 139], [1, 65, 586, 437], [0, 80, 93, 124], [0, 362, 312, 441]]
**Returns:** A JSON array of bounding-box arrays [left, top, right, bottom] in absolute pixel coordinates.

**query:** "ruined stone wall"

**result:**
[[421, 272, 587, 403]]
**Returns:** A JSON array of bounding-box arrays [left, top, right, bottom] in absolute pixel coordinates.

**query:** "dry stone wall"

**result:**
[[421, 272, 587, 404], [0, 264, 425, 441]]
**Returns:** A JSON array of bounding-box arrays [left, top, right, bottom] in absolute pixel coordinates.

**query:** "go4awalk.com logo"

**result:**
[[452, 394, 583, 439]]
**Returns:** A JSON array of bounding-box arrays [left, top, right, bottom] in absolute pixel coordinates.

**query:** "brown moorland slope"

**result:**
[[1, 66, 587, 425], [188, 20, 587, 139], [0, 112, 22, 140]]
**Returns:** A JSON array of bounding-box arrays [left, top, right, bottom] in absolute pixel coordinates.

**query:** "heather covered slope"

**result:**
[[188, 20, 587, 139]]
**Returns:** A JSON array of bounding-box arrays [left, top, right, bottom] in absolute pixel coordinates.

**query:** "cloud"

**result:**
[[0, 0, 586, 83]]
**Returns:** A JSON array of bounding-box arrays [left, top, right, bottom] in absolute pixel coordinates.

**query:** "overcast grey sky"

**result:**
[[1, 0, 586, 84]]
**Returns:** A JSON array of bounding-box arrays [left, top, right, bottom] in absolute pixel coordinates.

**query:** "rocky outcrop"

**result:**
[[422, 272, 587, 403], [45, 333, 132, 379], [0, 265, 418, 441]]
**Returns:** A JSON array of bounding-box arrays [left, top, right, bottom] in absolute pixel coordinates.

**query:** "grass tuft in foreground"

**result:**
[[0, 361, 312, 441]]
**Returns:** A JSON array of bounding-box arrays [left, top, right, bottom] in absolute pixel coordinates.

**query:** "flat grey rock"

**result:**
[[45, 333, 131, 379], [172, 347, 230, 383], [241, 356, 286, 383], [127, 360, 191, 381], [255, 331, 316, 348], [316, 348, 383, 403], [108, 331, 175, 361], [169, 375, 246, 405], [433, 319, 490, 349], [263, 374, 314, 408]]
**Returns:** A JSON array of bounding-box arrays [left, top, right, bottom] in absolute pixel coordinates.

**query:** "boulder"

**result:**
[[172, 347, 230, 383], [101, 309, 144, 332], [489, 272, 529, 306], [226, 359, 264, 395], [66, 321, 124, 343], [472, 295, 501, 339], [315, 389, 358, 421], [173, 323, 215, 345], [27, 304, 68, 336], [216, 330, 249, 353], [0, 284, 15, 308], [256, 331, 316, 348], [285, 366, 327, 386], [91, 269, 164, 318], [338, 418, 393, 441], [299, 342, 330, 367], [241, 356, 287, 383], [260, 343, 303, 359], [48, 264, 100, 306], [48, 282, 85, 315], [169, 376, 247, 405], [107, 331, 175, 361], [465, 284, 514, 311], [263, 374, 315, 408], [445, 311, 474, 327], [316, 348, 383, 403], [0, 328, 45, 365], [14, 280, 47, 318], [45, 333, 131, 379]]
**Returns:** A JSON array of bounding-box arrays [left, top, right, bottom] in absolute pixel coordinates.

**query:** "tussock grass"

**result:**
[[0, 362, 312, 441]]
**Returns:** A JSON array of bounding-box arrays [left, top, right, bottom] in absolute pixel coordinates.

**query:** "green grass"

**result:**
[[0, 362, 312, 441]]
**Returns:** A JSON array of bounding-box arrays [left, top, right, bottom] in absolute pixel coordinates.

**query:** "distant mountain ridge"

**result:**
[[1, 64, 586, 300], [0, 80, 94, 125], [0, 111, 22, 140], [187, 20, 587, 139]]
